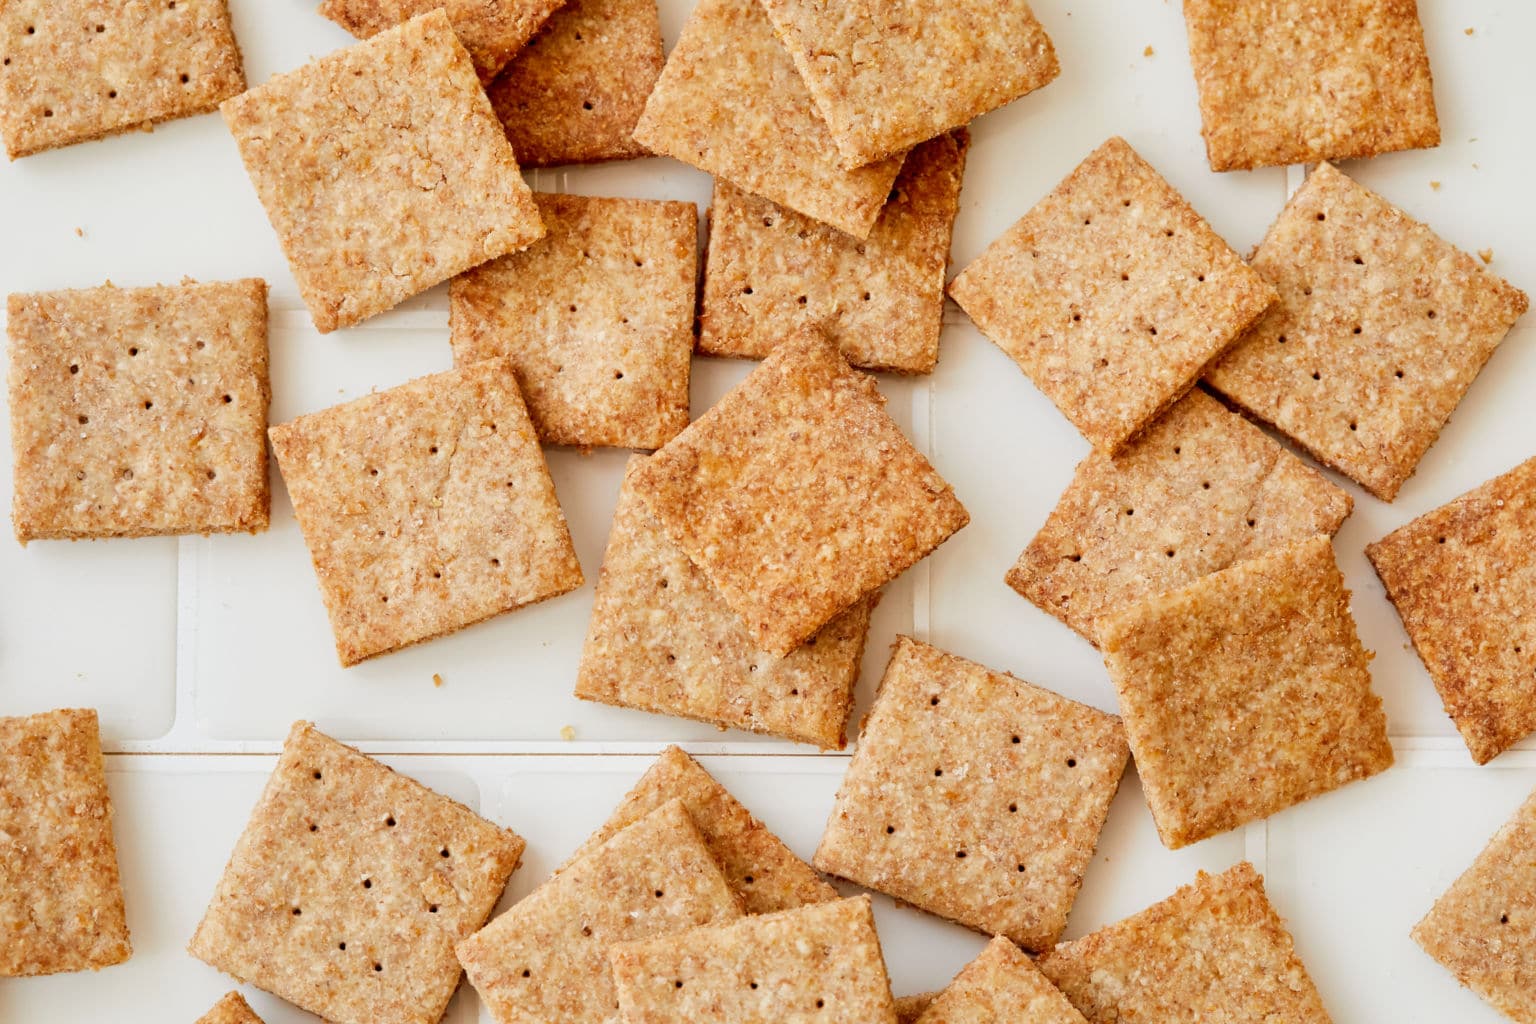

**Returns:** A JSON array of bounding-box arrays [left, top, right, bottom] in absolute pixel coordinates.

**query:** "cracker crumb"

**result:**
[[1430, 180, 1441, 190], [74, 227, 84, 238], [1465, 26, 1474, 35], [559, 725, 576, 741], [432, 673, 444, 688], [1479, 248, 1495, 264], [1143, 45, 1154, 57]]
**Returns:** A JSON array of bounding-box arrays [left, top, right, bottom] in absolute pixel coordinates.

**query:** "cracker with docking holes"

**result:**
[[318, 0, 567, 82]]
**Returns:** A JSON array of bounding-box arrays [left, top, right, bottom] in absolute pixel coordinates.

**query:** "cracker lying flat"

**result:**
[[610, 896, 895, 1024], [458, 799, 743, 1024], [1183, 0, 1440, 171], [949, 137, 1276, 453], [449, 193, 695, 450], [1414, 786, 1536, 1023], [759, 0, 1056, 169], [269, 359, 583, 666], [0, 708, 130, 976], [488, 0, 661, 166], [814, 637, 1128, 951], [1008, 389, 1352, 645], [1100, 535, 1392, 849], [318, 0, 566, 82], [629, 328, 968, 655], [699, 131, 968, 374], [1038, 862, 1331, 1023], [8, 279, 270, 542], [0, 0, 245, 159], [222, 10, 543, 333], [562, 746, 837, 914], [896, 994, 938, 1024], [631, 0, 904, 239], [576, 459, 874, 747], [914, 937, 1087, 1024], [1367, 456, 1536, 764], [189, 722, 525, 1024], [1206, 163, 1529, 500], [194, 992, 265, 1024]]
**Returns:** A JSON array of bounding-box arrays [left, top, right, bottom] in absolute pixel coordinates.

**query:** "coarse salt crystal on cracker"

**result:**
[[318, 0, 567, 82]]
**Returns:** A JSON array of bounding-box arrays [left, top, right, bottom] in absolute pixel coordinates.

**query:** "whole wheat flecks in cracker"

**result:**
[[318, 0, 567, 82], [895, 994, 939, 1024]]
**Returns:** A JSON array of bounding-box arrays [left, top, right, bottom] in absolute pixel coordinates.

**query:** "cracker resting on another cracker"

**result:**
[[318, 0, 568, 82]]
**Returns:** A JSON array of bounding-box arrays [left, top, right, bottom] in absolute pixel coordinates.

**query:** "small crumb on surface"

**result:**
[[1465, 26, 1475, 35], [432, 672, 444, 688], [1479, 248, 1495, 265], [1143, 45, 1154, 57], [559, 725, 576, 741], [74, 227, 84, 238], [1430, 180, 1441, 191]]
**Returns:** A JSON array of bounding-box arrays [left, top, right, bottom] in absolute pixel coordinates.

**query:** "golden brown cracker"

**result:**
[[318, 0, 566, 82], [194, 991, 266, 1024], [914, 937, 1087, 1024]]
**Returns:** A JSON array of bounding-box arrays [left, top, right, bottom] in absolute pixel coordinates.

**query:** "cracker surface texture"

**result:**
[[8, 279, 270, 542], [912, 936, 1087, 1024], [222, 10, 543, 333], [195, 991, 267, 1024], [895, 993, 939, 1024], [814, 637, 1128, 951], [948, 136, 1276, 453], [318, 0, 567, 82]]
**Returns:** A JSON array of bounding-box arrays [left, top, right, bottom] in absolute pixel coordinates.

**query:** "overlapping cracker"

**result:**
[[1100, 535, 1392, 849], [759, 0, 1056, 169], [458, 799, 743, 1024], [914, 937, 1087, 1024], [0, 0, 245, 159], [699, 131, 967, 374], [1183, 0, 1440, 171], [1413, 786, 1536, 1023], [488, 0, 661, 166], [1007, 389, 1352, 645], [630, 0, 904, 239], [609, 896, 896, 1024], [318, 0, 566, 82], [562, 746, 837, 914], [949, 136, 1275, 453], [1206, 163, 1529, 500], [188, 722, 525, 1024], [895, 994, 939, 1024], [269, 359, 583, 666], [8, 279, 271, 542], [813, 637, 1128, 951], [1367, 456, 1536, 764], [1037, 863, 1332, 1023], [0, 708, 130, 976], [222, 10, 543, 333], [449, 193, 695, 450], [629, 328, 967, 656], [195, 991, 266, 1024], [576, 460, 873, 747]]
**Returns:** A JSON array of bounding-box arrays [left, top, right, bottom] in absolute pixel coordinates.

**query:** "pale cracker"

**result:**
[[913, 937, 1087, 1024], [195, 991, 266, 1024], [318, 0, 567, 82]]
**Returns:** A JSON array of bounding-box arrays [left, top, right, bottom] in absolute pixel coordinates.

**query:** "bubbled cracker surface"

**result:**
[[758, 0, 1056, 169], [1099, 536, 1392, 850], [630, 0, 904, 239], [318, 0, 567, 82], [1008, 389, 1352, 646], [1205, 163, 1529, 501], [457, 799, 743, 1024], [1037, 862, 1333, 1024], [948, 136, 1276, 453], [628, 328, 968, 656], [1367, 456, 1536, 764], [1183, 0, 1440, 171], [575, 460, 873, 748], [221, 11, 543, 333], [700, 131, 968, 375], [0, 708, 130, 977], [914, 937, 1087, 1024], [188, 722, 525, 1024], [0, 0, 246, 159], [8, 279, 270, 542], [449, 193, 695, 450], [268, 358, 582, 667], [194, 991, 266, 1024], [813, 637, 1128, 952]]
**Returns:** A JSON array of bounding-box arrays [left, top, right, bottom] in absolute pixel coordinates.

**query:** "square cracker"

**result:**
[[1366, 456, 1536, 764], [561, 745, 837, 914], [1037, 862, 1332, 1023], [1205, 163, 1529, 501], [188, 722, 525, 1024], [699, 130, 968, 375], [8, 279, 270, 542], [1100, 535, 1392, 849], [1413, 785, 1536, 1023], [949, 136, 1276, 453], [449, 193, 695, 450], [628, 328, 968, 656], [457, 799, 743, 1024], [0, 0, 245, 159], [268, 358, 583, 666], [222, 10, 543, 334], [914, 937, 1087, 1024], [487, 0, 662, 167], [318, 0, 566, 83], [0, 708, 130, 976], [759, 0, 1057, 169], [195, 992, 266, 1024], [575, 459, 874, 748], [1008, 388, 1352, 646], [1183, 0, 1440, 171], [630, 0, 904, 239], [813, 637, 1128, 952], [609, 896, 896, 1024]]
